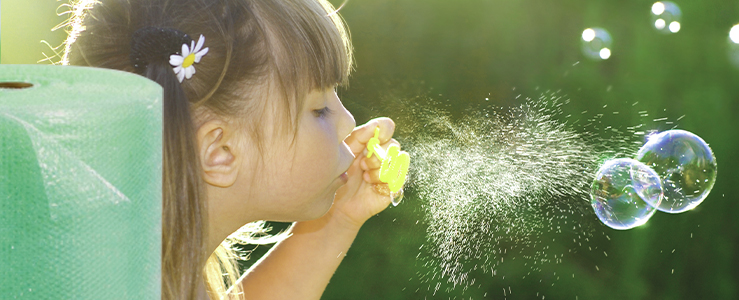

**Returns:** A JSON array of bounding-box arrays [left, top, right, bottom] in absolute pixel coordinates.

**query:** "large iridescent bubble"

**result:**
[[591, 158, 664, 230], [636, 130, 717, 213]]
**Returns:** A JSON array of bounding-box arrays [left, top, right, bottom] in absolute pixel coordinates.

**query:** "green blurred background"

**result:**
[[2, 0, 737, 299]]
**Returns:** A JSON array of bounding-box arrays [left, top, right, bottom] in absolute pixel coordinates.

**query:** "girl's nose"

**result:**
[[337, 98, 355, 142]]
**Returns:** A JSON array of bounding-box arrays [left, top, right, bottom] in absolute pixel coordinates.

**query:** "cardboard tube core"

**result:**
[[0, 82, 34, 89]]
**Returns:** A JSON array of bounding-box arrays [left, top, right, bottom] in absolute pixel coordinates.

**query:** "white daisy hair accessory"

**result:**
[[169, 35, 209, 83], [130, 27, 208, 83]]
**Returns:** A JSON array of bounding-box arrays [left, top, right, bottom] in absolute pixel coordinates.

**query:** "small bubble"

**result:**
[[581, 28, 613, 60], [651, 2, 682, 34]]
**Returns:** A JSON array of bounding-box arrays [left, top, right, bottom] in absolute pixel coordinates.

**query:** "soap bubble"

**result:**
[[636, 130, 717, 213], [591, 158, 663, 230], [581, 27, 612, 60], [590, 158, 663, 230], [651, 2, 682, 34]]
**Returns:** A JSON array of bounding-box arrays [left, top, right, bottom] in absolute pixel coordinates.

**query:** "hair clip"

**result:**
[[169, 34, 209, 82]]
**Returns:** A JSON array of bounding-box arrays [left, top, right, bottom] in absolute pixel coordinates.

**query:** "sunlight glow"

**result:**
[[57, 0, 98, 65]]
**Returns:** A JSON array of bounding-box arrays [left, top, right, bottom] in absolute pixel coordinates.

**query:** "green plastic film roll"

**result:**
[[0, 65, 162, 299]]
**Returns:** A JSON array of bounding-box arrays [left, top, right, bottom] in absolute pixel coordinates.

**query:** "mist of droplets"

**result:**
[[383, 91, 651, 296]]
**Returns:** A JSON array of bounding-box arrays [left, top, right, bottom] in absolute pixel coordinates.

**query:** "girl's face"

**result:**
[[237, 87, 356, 222]]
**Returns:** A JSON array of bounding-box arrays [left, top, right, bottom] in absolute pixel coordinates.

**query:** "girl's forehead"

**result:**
[[305, 87, 333, 102]]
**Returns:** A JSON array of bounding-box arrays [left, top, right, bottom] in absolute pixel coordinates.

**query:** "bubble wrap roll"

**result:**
[[0, 65, 162, 299]]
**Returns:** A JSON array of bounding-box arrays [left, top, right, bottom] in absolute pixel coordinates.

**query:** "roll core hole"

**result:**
[[0, 82, 34, 89]]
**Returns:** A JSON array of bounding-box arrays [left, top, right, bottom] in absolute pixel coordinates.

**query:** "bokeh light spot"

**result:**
[[652, 2, 665, 15], [582, 28, 596, 42], [727, 24, 739, 69], [730, 24, 739, 44], [599, 48, 611, 59], [669, 21, 681, 33], [655, 19, 666, 30]]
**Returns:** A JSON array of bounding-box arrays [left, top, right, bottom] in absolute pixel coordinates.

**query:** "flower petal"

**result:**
[[185, 66, 194, 79], [177, 69, 185, 82], [181, 43, 190, 57], [194, 34, 205, 52], [169, 54, 184, 66], [194, 47, 209, 63], [190, 40, 196, 54], [173, 65, 182, 74]]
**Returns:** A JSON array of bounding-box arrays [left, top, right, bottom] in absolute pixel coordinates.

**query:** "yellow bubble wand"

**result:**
[[366, 127, 410, 205]]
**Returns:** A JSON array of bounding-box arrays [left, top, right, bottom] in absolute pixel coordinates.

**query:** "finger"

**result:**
[[364, 137, 403, 171], [344, 119, 380, 155], [373, 117, 396, 144], [363, 156, 382, 170], [344, 117, 396, 156], [363, 168, 382, 184]]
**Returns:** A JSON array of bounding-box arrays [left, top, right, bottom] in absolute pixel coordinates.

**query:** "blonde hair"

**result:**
[[61, 0, 352, 299]]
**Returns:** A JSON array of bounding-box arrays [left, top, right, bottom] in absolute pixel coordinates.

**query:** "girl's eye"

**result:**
[[313, 106, 333, 118]]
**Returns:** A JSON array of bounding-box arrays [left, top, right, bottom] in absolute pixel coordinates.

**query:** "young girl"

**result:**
[[62, 0, 401, 299]]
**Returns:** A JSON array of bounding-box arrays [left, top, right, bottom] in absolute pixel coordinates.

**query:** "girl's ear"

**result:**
[[197, 120, 240, 188]]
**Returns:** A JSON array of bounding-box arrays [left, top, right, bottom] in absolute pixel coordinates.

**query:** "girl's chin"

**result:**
[[285, 196, 335, 222], [308, 196, 335, 220]]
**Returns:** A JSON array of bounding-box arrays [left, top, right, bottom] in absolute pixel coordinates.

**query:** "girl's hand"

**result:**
[[328, 117, 400, 230]]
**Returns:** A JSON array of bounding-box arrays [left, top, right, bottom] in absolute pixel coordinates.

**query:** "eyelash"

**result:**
[[313, 106, 333, 118]]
